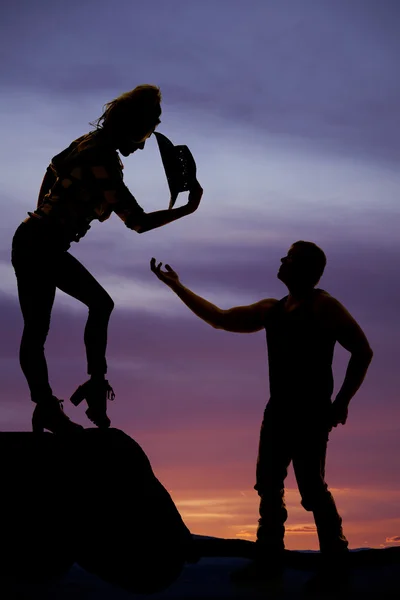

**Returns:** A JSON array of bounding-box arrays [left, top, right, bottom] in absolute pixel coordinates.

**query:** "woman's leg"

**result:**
[[14, 262, 57, 403], [54, 252, 115, 427], [11, 220, 64, 403], [54, 252, 114, 378], [12, 221, 83, 431]]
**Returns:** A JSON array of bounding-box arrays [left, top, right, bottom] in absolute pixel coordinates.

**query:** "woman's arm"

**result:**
[[37, 166, 57, 206], [134, 181, 203, 233]]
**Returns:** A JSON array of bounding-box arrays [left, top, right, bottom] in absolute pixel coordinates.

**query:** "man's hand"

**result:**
[[330, 398, 349, 428], [185, 180, 203, 214], [150, 258, 181, 288]]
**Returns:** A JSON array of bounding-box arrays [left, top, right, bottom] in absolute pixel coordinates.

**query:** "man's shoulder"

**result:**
[[313, 289, 350, 326], [259, 297, 280, 323], [245, 297, 279, 314], [314, 289, 342, 309], [259, 297, 280, 310]]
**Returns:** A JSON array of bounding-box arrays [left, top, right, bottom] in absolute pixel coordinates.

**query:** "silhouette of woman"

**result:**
[[11, 84, 203, 434]]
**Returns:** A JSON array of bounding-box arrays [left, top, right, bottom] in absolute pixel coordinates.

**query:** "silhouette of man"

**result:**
[[150, 241, 373, 582], [11, 84, 203, 435]]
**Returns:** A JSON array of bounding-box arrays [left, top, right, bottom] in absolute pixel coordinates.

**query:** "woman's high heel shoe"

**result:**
[[70, 379, 115, 429], [32, 397, 84, 434]]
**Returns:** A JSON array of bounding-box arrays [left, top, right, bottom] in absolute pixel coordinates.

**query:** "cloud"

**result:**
[[386, 536, 400, 543], [286, 525, 317, 534], [1, 1, 399, 162], [1, 0, 400, 551]]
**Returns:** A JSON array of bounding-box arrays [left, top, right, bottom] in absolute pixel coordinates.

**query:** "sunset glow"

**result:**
[[1, 0, 400, 553]]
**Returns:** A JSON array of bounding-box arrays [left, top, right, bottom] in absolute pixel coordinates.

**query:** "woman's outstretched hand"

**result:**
[[150, 258, 181, 288]]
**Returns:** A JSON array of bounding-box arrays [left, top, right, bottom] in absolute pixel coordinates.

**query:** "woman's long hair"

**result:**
[[90, 84, 162, 132]]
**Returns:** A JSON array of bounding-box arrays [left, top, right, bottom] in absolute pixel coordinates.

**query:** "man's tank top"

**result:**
[[264, 289, 336, 410]]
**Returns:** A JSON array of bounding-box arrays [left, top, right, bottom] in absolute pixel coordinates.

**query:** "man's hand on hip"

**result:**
[[330, 398, 349, 427]]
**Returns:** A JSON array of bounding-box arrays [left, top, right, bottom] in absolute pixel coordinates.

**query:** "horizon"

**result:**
[[1, 0, 400, 551]]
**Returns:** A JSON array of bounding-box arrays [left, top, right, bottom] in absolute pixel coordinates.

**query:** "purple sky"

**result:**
[[1, 0, 400, 549]]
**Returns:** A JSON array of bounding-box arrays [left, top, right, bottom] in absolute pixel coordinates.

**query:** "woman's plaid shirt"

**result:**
[[31, 129, 145, 242]]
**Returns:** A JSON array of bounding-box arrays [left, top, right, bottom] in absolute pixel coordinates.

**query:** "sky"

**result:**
[[1, 0, 400, 551]]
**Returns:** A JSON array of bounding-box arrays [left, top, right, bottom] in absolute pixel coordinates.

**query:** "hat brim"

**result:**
[[154, 132, 197, 209]]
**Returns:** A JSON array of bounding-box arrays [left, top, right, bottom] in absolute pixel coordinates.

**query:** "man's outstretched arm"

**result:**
[[326, 297, 373, 426], [150, 259, 276, 333]]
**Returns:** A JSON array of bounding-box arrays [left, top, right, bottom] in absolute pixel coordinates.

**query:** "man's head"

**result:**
[[278, 241, 327, 290], [92, 84, 162, 156]]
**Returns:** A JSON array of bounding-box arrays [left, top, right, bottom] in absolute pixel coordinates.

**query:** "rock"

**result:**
[[0, 432, 75, 583], [0, 428, 194, 594], [71, 428, 193, 594]]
